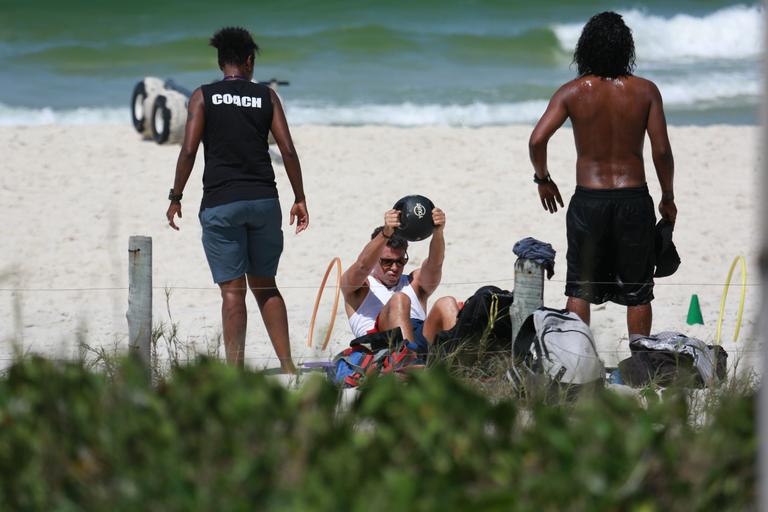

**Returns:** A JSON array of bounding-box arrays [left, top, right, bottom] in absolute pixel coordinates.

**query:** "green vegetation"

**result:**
[[0, 356, 755, 511]]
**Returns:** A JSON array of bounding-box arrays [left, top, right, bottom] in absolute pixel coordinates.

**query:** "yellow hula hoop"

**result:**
[[307, 257, 342, 351], [715, 255, 747, 343]]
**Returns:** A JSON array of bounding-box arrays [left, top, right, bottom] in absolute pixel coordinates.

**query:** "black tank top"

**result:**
[[200, 80, 277, 210]]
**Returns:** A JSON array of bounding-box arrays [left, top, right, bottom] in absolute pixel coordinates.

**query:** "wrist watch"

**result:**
[[168, 188, 183, 202], [533, 173, 552, 185]]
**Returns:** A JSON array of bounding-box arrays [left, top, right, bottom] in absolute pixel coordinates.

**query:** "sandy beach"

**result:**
[[0, 123, 761, 373]]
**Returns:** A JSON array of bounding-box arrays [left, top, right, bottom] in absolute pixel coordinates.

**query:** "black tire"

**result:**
[[151, 95, 170, 144], [130, 80, 147, 133]]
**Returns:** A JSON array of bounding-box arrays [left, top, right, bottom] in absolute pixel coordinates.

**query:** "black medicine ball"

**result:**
[[393, 195, 435, 241]]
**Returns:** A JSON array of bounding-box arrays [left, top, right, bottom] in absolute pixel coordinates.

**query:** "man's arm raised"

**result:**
[[412, 207, 446, 299], [529, 85, 568, 213], [166, 88, 204, 230], [341, 210, 400, 307], [646, 81, 676, 224]]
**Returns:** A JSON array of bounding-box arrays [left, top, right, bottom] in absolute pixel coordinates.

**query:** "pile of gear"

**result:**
[[329, 287, 727, 394], [329, 284, 608, 392]]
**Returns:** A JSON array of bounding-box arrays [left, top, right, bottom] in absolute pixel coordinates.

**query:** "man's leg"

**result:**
[[422, 296, 460, 343], [220, 276, 248, 367], [609, 188, 656, 339], [247, 275, 297, 374], [377, 292, 416, 341], [566, 296, 591, 325], [627, 303, 652, 337], [564, 188, 607, 328]]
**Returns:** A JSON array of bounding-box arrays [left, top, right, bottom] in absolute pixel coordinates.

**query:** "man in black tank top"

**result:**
[[166, 27, 309, 373]]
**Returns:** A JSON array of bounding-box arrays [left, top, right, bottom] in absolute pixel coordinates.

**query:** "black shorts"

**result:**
[[565, 185, 656, 306]]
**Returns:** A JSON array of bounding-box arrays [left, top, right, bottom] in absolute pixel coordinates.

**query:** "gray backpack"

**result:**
[[511, 308, 605, 386], [619, 332, 727, 387]]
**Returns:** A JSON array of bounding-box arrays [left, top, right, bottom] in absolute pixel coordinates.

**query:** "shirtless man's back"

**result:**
[[528, 11, 677, 337]]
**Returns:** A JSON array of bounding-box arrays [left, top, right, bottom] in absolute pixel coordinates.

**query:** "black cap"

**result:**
[[654, 219, 680, 278]]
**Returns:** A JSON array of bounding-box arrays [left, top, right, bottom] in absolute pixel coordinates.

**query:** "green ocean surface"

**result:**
[[0, 0, 761, 125]]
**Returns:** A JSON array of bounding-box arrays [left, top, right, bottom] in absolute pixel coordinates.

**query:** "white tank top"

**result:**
[[348, 275, 427, 338]]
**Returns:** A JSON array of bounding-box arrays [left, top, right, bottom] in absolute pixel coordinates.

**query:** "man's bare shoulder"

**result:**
[[555, 77, 585, 96], [624, 75, 662, 96], [626, 75, 656, 86], [545, 79, 583, 109]]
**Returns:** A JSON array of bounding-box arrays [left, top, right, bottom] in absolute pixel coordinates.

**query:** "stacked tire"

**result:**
[[130, 77, 188, 145], [130, 76, 285, 146], [150, 88, 187, 144]]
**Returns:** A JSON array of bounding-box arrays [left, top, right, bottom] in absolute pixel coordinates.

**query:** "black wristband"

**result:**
[[168, 188, 183, 202], [533, 173, 552, 185]]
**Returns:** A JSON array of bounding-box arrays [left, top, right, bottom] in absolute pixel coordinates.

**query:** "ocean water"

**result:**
[[0, 0, 762, 126]]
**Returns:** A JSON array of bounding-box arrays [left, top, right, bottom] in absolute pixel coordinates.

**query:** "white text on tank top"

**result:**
[[348, 275, 427, 338]]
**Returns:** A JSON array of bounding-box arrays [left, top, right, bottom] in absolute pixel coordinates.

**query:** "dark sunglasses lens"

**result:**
[[380, 258, 407, 267]]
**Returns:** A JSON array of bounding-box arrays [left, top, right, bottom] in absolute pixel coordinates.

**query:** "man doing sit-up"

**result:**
[[341, 207, 459, 353]]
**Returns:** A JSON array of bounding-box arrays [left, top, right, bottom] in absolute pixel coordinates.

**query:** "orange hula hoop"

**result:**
[[307, 256, 342, 351]]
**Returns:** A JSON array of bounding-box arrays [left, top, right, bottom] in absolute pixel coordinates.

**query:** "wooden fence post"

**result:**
[[127, 236, 152, 375], [511, 258, 544, 343]]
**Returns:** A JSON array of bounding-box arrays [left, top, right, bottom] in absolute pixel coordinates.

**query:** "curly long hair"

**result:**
[[573, 12, 635, 78], [209, 27, 259, 67]]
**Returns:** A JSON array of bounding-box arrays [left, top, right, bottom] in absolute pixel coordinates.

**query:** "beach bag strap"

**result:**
[[333, 346, 376, 388], [380, 344, 420, 374]]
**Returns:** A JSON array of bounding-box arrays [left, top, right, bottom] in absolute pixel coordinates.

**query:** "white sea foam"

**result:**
[[553, 5, 763, 62], [0, 104, 126, 126], [0, 100, 550, 127], [286, 100, 550, 126], [657, 71, 761, 107], [0, 81, 758, 129]]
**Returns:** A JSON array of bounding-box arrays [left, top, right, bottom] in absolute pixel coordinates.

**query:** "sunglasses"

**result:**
[[379, 254, 409, 268]]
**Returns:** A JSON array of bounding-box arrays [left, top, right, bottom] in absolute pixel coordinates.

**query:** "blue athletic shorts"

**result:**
[[199, 198, 283, 283], [409, 319, 430, 357]]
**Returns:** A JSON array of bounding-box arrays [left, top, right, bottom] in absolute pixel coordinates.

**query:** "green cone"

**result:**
[[686, 294, 704, 325]]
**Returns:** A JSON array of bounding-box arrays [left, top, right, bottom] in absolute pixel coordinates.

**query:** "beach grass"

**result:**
[[0, 348, 755, 510]]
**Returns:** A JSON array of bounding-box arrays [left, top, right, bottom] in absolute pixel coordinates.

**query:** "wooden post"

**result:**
[[511, 258, 544, 343], [127, 236, 152, 375]]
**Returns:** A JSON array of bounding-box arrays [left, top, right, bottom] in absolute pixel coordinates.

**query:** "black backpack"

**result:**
[[431, 285, 514, 365]]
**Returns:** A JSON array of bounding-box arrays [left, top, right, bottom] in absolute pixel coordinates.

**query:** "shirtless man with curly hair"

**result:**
[[529, 11, 677, 337]]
